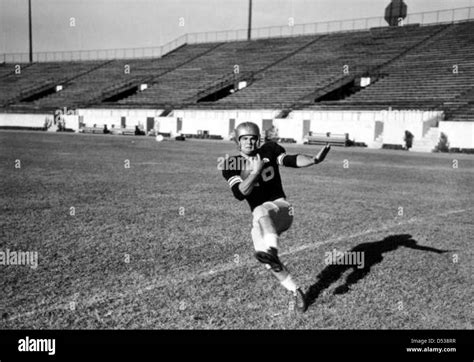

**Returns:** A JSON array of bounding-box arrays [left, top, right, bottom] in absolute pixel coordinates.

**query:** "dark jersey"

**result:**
[[222, 142, 287, 211]]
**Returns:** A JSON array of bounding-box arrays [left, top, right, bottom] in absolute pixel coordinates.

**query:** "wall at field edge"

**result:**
[[173, 109, 281, 140], [0, 112, 81, 131], [290, 109, 444, 147], [4, 109, 472, 150], [439, 121, 474, 148], [76, 108, 164, 131], [0, 113, 51, 128], [156, 116, 177, 135], [290, 110, 376, 145], [380, 110, 442, 145]]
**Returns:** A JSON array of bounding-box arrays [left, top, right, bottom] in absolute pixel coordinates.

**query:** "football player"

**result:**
[[222, 122, 331, 312]]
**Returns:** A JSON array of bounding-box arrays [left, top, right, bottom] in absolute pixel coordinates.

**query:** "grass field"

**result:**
[[0, 131, 472, 329]]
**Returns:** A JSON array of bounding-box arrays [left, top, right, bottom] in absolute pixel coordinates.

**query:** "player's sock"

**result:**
[[280, 274, 298, 293], [268, 265, 298, 293], [251, 226, 267, 252], [263, 233, 278, 250]]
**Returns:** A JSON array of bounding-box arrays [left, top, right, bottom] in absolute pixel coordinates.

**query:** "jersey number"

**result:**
[[261, 166, 275, 182]]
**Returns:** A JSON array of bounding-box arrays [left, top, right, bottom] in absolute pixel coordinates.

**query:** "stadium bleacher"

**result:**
[[0, 61, 107, 108], [23, 43, 222, 110], [118, 36, 318, 105], [0, 20, 473, 121], [338, 21, 474, 115], [219, 24, 447, 107]]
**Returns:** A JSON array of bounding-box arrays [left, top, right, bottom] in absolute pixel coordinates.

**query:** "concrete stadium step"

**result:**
[[367, 133, 384, 149], [411, 127, 440, 152]]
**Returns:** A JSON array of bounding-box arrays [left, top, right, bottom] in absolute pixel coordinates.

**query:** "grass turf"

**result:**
[[0, 131, 472, 329]]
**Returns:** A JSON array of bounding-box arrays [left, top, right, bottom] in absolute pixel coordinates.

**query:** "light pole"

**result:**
[[247, 0, 252, 40], [28, 0, 33, 62]]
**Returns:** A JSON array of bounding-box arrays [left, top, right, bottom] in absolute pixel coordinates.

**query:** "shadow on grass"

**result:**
[[305, 234, 450, 307]]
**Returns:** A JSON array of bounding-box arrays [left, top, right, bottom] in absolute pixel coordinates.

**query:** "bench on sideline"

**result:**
[[79, 125, 144, 135], [304, 132, 350, 146]]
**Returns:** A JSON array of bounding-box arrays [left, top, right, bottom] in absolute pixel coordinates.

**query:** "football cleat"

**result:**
[[294, 288, 308, 313], [255, 247, 284, 272]]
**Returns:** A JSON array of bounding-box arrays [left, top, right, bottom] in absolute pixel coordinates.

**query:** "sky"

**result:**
[[1, 0, 473, 55]]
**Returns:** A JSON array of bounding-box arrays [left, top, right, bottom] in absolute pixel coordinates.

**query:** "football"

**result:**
[[240, 156, 269, 179]]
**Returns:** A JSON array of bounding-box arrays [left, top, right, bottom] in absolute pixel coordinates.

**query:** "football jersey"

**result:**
[[222, 141, 287, 211]]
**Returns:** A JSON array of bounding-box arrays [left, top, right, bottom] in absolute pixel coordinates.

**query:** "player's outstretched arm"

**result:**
[[313, 143, 331, 165], [282, 144, 331, 168]]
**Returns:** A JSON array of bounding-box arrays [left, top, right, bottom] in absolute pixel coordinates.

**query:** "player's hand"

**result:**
[[249, 153, 265, 175], [314, 143, 331, 164]]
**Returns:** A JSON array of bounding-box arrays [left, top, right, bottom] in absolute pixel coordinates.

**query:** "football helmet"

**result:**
[[234, 122, 260, 145]]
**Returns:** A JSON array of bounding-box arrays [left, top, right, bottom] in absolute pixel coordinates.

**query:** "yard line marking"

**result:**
[[4, 207, 469, 323]]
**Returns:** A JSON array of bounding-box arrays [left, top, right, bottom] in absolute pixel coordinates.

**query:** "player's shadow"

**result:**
[[305, 234, 450, 307]]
